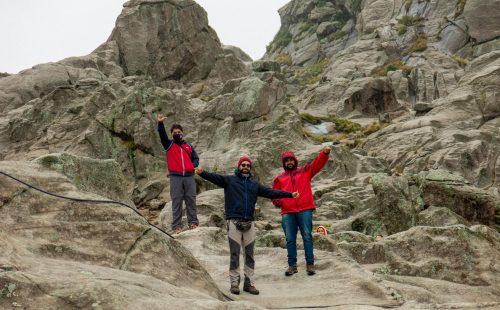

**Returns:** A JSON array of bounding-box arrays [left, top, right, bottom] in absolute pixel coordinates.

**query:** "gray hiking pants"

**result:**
[[227, 219, 256, 286], [170, 175, 198, 230]]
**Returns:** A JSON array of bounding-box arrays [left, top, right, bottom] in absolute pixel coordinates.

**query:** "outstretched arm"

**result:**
[[195, 167, 227, 188], [258, 183, 298, 199], [271, 177, 284, 207]]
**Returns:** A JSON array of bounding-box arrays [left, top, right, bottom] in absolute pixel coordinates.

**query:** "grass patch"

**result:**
[[371, 60, 413, 77], [396, 24, 407, 35], [329, 116, 363, 133], [295, 58, 330, 85], [300, 113, 363, 133], [452, 55, 468, 68], [403, 35, 428, 55], [351, 0, 363, 13], [363, 121, 389, 136], [328, 30, 348, 41], [334, 8, 352, 24], [398, 15, 424, 26], [455, 0, 467, 18], [268, 27, 293, 53], [298, 22, 314, 34], [317, 0, 328, 8], [300, 113, 390, 145], [404, 0, 413, 12], [274, 53, 292, 66], [300, 113, 322, 125]]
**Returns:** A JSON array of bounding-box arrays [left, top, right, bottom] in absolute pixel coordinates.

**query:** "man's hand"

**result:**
[[292, 191, 300, 199], [194, 167, 202, 174], [157, 114, 167, 123], [322, 145, 331, 154]]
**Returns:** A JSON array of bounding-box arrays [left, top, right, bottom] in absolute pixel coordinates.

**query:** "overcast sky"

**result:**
[[0, 0, 289, 74]]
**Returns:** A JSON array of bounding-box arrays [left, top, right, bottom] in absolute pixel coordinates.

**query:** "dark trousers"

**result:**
[[169, 175, 198, 229]]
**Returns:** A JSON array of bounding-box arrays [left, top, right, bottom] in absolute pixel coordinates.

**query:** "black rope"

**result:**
[[0, 170, 175, 239]]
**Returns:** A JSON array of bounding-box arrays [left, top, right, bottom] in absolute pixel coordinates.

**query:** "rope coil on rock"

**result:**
[[0, 170, 175, 239]]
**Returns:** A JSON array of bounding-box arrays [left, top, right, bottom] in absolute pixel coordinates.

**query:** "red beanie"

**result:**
[[237, 155, 252, 168]]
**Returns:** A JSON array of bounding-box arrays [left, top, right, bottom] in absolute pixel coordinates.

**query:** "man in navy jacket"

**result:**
[[196, 156, 298, 295], [158, 114, 199, 233]]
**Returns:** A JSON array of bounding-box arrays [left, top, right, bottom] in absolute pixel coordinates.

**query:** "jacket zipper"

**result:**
[[244, 178, 248, 219], [290, 172, 298, 210], [180, 144, 185, 176]]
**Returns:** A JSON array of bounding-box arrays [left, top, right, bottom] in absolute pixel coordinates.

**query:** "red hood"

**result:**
[[281, 151, 298, 170]]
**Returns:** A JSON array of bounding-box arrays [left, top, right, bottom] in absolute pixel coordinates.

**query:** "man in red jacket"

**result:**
[[158, 114, 200, 234], [272, 146, 331, 276]]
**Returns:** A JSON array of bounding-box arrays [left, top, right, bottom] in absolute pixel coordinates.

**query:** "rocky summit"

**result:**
[[1, 0, 500, 309]]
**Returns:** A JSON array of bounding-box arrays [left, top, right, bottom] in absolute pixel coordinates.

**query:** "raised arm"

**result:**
[[157, 116, 172, 150], [307, 146, 331, 178]]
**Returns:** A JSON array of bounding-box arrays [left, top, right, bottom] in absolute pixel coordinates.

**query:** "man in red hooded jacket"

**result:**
[[272, 146, 331, 276]]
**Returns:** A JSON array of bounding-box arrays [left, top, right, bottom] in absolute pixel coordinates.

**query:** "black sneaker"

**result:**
[[285, 265, 298, 276]]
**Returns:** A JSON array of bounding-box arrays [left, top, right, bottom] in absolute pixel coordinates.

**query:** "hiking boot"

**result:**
[[285, 265, 298, 276], [306, 264, 316, 276], [243, 285, 260, 295], [174, 227, 183, 234], [230, 283, 240, 295], [188, 223, 199, 229]]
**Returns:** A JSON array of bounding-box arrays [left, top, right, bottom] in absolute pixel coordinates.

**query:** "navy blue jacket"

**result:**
[[199, 170, 294, 220]]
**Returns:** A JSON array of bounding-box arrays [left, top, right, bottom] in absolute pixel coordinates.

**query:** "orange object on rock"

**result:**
[[316, 225, 328, 236]]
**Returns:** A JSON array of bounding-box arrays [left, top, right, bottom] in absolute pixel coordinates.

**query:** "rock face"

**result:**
[[106, 0, 248, 83], [1, 0, 500, 308], [0, 159, 259, 309]]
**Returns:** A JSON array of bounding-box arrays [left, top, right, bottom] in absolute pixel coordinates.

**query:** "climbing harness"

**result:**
[[0, 170, 175, 239]]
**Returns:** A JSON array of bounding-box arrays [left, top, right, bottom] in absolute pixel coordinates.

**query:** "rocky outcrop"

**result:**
[[104, 0, 248, 84], [1, 0, 500, 308], [0, 159, 266, 309]]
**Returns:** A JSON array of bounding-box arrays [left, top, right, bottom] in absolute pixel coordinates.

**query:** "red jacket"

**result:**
[[272, 150, 329, 214], [166, 142, 196, 175]]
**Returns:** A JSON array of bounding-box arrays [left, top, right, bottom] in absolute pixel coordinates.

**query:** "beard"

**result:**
[[285, 164, 295, 170]]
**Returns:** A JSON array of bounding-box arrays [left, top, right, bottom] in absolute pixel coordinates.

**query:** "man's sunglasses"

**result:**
[[240, 163, 251, 168]]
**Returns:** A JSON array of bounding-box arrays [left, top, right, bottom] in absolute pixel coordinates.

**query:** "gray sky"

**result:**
[[0, 0, 289, 74]]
